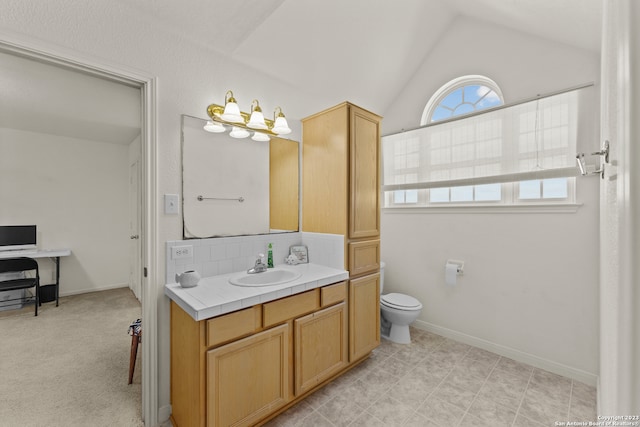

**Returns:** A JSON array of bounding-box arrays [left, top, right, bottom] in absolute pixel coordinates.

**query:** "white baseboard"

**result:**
[[413, 319, 598, 386], [59, 283, 129, 298], [158, 404, 171, 424]]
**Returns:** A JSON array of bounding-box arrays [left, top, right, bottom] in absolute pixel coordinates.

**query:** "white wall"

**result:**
[[381, 17, 601, 383], [0, 127, 130, 295], [383, 16, 601, 134]]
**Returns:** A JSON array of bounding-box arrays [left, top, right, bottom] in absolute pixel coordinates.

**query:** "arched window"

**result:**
[[408, 76, 506, 203], [421, 75, 504, 125]]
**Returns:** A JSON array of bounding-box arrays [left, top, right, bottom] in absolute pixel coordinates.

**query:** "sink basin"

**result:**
[[229, 268, 302, 287]]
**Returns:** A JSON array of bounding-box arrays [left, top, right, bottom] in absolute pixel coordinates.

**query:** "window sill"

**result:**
[[382, 203, 583, 214]]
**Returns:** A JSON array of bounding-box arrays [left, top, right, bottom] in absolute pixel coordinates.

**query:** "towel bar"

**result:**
[[197, 195, 244, 203]]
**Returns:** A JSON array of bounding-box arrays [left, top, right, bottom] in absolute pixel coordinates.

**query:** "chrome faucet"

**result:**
[[247, 253, 268, 274]]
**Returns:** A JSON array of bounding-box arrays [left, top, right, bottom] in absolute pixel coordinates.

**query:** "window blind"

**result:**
[[382, 85, 595, 192]]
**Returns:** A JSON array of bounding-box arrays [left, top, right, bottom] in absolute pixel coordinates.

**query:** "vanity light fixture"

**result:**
[[206, 90, 292, 136], [203, 120, 225, 133]]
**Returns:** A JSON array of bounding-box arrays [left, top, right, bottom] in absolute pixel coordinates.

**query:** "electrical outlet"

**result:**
[[171, 245, 193, 260]]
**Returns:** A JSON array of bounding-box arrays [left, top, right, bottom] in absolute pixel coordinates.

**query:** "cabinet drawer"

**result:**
[[321, 281, 347, 307], [263, 289, 320, 328], [207, 305, 262, 347], [348, 240, 380, 277]]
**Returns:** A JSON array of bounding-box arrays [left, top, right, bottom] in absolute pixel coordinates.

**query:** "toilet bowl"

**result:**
[[379, 262, 422, 344]]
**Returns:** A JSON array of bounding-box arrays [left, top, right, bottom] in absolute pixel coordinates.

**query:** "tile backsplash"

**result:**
[[166, 232, 344, 284]]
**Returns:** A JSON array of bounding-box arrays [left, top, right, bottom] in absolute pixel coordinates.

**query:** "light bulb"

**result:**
[[272, 116, 291, 135], [221, 101, 243, 123], [229, 126, 250, 139], [251, 132, 270, 142], [247, 110, 268, 130], [203, 120, 225, 133], [272, 107, 292, 135], [221, 91, 244, 123], [247, 100, 268, 130]]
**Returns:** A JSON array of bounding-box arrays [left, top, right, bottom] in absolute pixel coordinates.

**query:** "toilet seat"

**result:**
[[381, 293, 422, 311]]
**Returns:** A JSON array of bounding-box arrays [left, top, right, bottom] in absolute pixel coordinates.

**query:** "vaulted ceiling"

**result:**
[[124, 0, 601, 115], [0, 0, 602, 144]]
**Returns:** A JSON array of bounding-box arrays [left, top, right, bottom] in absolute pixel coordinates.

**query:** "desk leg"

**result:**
[[54, 257, 60, 307], [39, 257, 61, 307]]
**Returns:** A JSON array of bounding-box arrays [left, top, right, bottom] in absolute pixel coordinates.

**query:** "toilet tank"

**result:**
[[380, 261, 385, 293]]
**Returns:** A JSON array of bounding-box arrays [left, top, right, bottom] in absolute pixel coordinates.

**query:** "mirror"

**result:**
[[181, 115, 299, 238]]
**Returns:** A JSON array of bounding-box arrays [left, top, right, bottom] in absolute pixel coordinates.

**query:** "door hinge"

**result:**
[[144, 267, 148, 278]]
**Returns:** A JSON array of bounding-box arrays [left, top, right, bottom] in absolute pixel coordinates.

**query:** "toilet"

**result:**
[[379, 262, 422, 344]]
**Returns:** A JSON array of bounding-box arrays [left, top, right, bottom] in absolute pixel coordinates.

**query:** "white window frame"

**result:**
[[385, 77, 584, 209], [384, 178, 577, 209]]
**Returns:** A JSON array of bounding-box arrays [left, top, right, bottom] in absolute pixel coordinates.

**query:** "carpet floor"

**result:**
[[0, 287, 143, 427]]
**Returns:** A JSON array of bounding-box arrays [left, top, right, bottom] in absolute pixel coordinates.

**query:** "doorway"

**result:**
[[0, 37, 158, 425]]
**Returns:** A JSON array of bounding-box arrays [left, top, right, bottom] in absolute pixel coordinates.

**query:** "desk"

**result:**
[[0, 249, 71, 307]]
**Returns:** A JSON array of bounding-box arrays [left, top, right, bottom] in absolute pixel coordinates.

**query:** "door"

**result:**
[[349, 106, 380, 239], [349, 273, 380, 361], [294, 303, 348, 395], [207, 324, 290, 427], [599, 0, 640, 414], [0, 40, 154, 426], [129, 159, 141, 301]]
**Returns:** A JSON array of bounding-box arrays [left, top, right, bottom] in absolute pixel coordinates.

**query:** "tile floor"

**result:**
[[264, 327, 597, 427]]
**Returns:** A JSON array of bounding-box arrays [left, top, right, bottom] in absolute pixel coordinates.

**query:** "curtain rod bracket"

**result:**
[[576, 140, 609, 179]]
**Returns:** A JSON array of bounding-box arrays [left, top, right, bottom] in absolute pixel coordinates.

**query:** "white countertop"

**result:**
[[165, 263, 349, 321]]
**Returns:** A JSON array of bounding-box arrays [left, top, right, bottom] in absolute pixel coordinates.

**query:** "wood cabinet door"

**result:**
[[301, 104, 349, 236], [269, 137, 299, 232], [206, 324, 290, 427], [349, 273, 380, 361], [349, 106, 380, 239], [294, 302, 348, 395]]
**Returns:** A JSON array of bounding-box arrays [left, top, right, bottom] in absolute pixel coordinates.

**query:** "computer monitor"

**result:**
[[0, 225, 37, 252]]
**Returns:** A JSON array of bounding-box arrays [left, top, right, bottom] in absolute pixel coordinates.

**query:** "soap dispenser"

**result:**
[[267, 243, 274, 268]]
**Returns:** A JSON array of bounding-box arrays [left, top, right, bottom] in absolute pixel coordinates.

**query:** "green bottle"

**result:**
[[267, 243, 274, 268]]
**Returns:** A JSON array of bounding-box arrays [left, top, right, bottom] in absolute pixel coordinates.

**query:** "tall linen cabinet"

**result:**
[[302, 102, 381, 361]]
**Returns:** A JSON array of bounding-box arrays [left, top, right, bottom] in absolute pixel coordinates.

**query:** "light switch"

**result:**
[[164, 194, 180, 215]]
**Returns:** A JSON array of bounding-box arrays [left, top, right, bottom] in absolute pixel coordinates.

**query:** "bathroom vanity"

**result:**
[[166, 263, 379, 427], [168, 101, 382, 427]]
